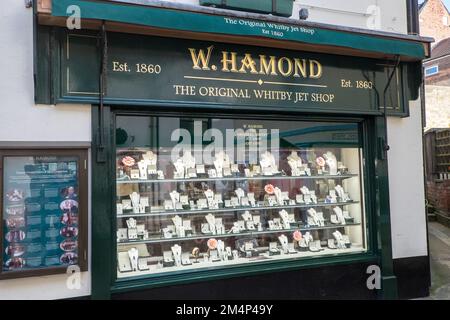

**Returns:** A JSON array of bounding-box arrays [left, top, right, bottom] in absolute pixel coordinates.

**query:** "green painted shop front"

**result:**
[[34, 0, 432, 300]]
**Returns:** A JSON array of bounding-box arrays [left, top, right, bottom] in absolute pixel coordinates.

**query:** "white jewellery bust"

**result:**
[[323, 152, 338, 175], [173, 158, 185, 178], [260, 151, 278, 175], [273, 187, 284, 205], [128, 248, 139, 272], [169, 190, 180, 208], [182, 151, 196, 169], [333, 207, 346, 225], [278, 235, 289, 253], [287, 151, 302, 176], [171, 244, 182, 266]]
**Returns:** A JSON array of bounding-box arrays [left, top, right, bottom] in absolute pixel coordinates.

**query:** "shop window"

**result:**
[[0, 149, 88, 279], [115, 116, 367, 278]]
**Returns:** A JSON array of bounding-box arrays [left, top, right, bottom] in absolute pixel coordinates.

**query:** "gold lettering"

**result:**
[[189, 46, 214, 70], [309, 60, 323, 79], [278, 57, 293, 77], [221, 51, 238, 72], [259, 55, 278, 76], [239, 53, 258, 74], [293, 59, 307, 78]]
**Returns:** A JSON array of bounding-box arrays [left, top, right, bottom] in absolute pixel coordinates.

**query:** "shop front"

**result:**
[[26, 0, 432, 299]]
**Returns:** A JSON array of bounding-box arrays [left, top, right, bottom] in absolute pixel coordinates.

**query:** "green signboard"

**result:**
[[51, 0, 427, 59], [61, 32, 405, 115]]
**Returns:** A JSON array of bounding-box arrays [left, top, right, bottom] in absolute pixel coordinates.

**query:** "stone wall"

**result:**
[[425, 85, 450, 130]]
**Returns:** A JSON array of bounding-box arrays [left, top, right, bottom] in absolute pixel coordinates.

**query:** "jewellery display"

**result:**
[[116, 145, 365, 277], [316, 156, 326, 174], [332, 207, 346, 225], [306, 208, 325, 227], [299, 186, 318, 205], [260, 151, 279, 176], [323, 152, 338, 176], [278, 235, 289, 254], [128, 248, 139, 272], [287, 151, 304, 177], [335, 185, 352, 202]]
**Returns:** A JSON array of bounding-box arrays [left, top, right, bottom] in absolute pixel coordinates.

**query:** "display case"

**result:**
[[114, 116, 367, 278], [0, 149, 88, 279]]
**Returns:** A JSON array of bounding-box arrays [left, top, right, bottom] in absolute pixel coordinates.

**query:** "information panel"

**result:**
[[2, 156, 80, 274]]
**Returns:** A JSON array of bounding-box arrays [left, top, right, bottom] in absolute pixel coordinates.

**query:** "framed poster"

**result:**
[[0, 149, 88, 279]]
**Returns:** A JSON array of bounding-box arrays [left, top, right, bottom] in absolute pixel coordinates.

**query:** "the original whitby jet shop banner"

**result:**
[[63, 33, 403, 113]]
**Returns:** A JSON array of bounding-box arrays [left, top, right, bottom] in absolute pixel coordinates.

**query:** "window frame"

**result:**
[[108, 108, 377, 292]]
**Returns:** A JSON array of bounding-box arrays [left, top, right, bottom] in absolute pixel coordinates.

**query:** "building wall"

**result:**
[[171, 0, 408, 34], [424, 85, 450, 130], [0, 1, 91, 299], [292, 0, 408, 34], [0, 0, 427, 299], [388, 100, 428, 259], [419, 0, 450, 43]]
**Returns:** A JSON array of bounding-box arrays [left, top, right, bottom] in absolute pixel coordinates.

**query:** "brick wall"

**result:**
[[427, 180, 450, 215], [420, 0, 450, 42]]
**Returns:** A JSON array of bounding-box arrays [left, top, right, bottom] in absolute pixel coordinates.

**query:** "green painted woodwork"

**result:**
[[88, 107, 393, 299], [51, 0, 427, 59], [199, 0, 294, 17], [34, 26, 52, 104], [57, 30, 407, 116], [374, 116, 398, 299], [113, 253, 378, 293], [91, 105, 113, 300]]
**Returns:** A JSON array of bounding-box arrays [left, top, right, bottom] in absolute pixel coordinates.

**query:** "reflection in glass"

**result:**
[[115, 116, 366, 277]]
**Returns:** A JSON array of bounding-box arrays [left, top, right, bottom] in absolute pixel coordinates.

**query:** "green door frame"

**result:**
[[91, 106, 397, 300]]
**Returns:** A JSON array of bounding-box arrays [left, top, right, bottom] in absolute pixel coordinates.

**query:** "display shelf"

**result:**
[[117, 223, 361, 245], [116, 245, 366, 278], [116, 174, 358, 184], [117, 201, 359, 218]]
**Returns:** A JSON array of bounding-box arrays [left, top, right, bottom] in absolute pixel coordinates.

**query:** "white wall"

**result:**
[[388, 100, 428, 259], [292, 0, 408, 34], [167, 0, 408, 34], [0, 0, 91, 300], [0, 2, 91, 142]]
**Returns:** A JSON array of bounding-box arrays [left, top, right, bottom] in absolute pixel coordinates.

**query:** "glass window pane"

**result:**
[[115, 116, 366, 278]]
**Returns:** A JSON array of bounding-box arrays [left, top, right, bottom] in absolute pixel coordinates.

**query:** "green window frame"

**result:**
[[91, 107, 392, 298]]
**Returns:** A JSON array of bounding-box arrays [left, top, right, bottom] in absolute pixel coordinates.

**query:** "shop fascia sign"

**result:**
[[188, 45, 323, 79], [62, 33, 402, 114]]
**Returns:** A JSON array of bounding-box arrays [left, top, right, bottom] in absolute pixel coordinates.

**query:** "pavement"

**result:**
[[426, 222, 450, 300]]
